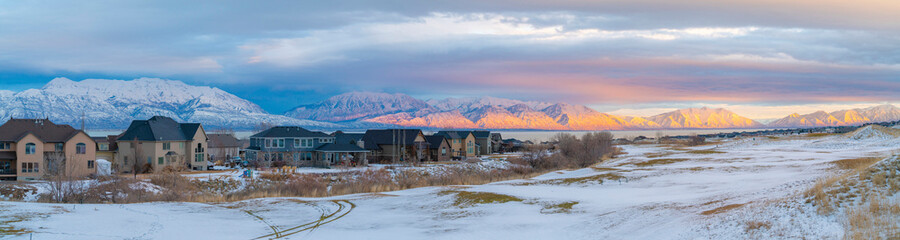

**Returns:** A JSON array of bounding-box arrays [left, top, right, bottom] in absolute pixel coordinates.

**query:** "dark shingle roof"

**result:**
[[119, 116, 203, 142], [208, 134, 241, 148], [0, 119, 86, 143], [333, 132, 364, 145], [362, 129, 423, 150], [315, 143, 368, 152], [424, 135, 447, 149], [434, 131, 474, 140], [250, 126, 330, 138], [471, 130, 491, 139]]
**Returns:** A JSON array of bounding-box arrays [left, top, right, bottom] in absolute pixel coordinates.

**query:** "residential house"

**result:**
[[424, 135, 451, 162], [116, 116, 209, 172], [208, 133, 241, 164], [93, 135, 118, 164], [0, 119, 97, 181], [490, 133, 503, 153], [471, 131, 492, 155], [246, 127, 368, 167], [434, 131, 476, 159], [362, 129, 427, 163]]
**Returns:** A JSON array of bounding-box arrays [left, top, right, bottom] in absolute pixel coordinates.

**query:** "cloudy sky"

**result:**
[[0, 0, 898, 119]]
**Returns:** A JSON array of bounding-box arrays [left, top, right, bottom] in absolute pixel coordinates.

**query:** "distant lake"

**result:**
[[91, 128, 776, 143]]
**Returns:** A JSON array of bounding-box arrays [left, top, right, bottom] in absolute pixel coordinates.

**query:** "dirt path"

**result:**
[[252, 200, 355, 240]]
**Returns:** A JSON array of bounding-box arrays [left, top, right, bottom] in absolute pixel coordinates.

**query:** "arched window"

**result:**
[[76, 143, 86, 154], [25, 143, 36, 154], [197, 143, 203, 153]]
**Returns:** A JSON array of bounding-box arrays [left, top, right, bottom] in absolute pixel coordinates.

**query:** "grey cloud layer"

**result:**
[[0, 0, 897, 110]]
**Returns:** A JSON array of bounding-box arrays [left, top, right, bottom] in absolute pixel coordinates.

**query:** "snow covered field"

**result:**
[[2, 130, 898, 239]]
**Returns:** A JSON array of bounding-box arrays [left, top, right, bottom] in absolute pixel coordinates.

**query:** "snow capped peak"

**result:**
[[42, 77, 77, 89], [285, 91, 429, 122], [1, 78, 338, 129]]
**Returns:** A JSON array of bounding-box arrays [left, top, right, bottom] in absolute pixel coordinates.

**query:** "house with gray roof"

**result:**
[[362, 129, 427, 163], [434, 131, 476, 158], [208, 133, 242, 163], [246, 126, 368, 167], [116, 116, 209, 172], [424, 135, 450, 162]]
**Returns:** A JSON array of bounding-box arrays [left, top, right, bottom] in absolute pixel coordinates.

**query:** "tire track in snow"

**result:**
[[252, 200, 355, 240]]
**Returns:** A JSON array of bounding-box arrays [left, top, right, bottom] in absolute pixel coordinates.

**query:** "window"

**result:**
[[55, 143, 64, 152], [158, 157, 164, 165], [441, 147, 447, 156], [147, 157, 151, 164], [467, 147, 474, 154], [99, 143, 109, 151], [0, 142, 9, 149], [124, 156, 129, 165], [25, 143, 35, 154], [278, 139, 285, 148], [265, 139, 272, 148], [76, 143, 86, 154], [196, 143, 204, 153], [320, 138, 333, 143], [179, 142, 184, 149], [297, 139, 313, 148], [195, 153, 204, 162], [162, 142, 171, 150], [87, 160, 94, 169], [21, 162, 38, 173], [294, 139, 300, 148]]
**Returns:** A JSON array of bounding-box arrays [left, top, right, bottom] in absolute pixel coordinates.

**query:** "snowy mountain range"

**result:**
[[4, 78, 898, 131], [767, 105, 900, 128], [0, 78, 339, 130], [286, 92, 767, 130]]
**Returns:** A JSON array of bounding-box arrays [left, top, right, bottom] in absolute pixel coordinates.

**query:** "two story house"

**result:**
[[208, 133, 242, 164], [424, 135, 451, 162], [246, 127, 368, 167], [0, 119, 97, 181], [471, 130, 492, 155], [434, 131, 476, 159], [116, 116, 209, 172], [362, 129, 427, 163]]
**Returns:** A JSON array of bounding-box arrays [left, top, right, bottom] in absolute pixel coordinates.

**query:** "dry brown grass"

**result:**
[[832, 157, 882, 171], [805, 133, 835, 138], [844, 195, 900, 240], [685, 150, 725, 154], [634, 158, 689, 167], [700, 203, 747, 215], [438, 190, 523, 208], [745, 220, 772, 233]]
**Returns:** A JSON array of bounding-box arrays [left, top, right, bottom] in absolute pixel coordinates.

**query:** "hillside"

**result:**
[[769, 105, 900, 128]]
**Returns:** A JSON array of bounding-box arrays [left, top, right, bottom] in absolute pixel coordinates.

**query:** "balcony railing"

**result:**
[[0, 169, 16, 175]]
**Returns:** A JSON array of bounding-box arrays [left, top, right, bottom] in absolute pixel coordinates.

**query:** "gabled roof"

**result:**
[[315, 143, 368, 152], [333, 132, 364, 145], [250, 126, 330, 138], [362, 129, 423, 150], [0, 119, 89, 143], [424, 135, 448, 149], [471, 130, 491, 139], [208, 134, 242, 148], [434, 131, 474, 140], [119, 116, 204, 142]]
